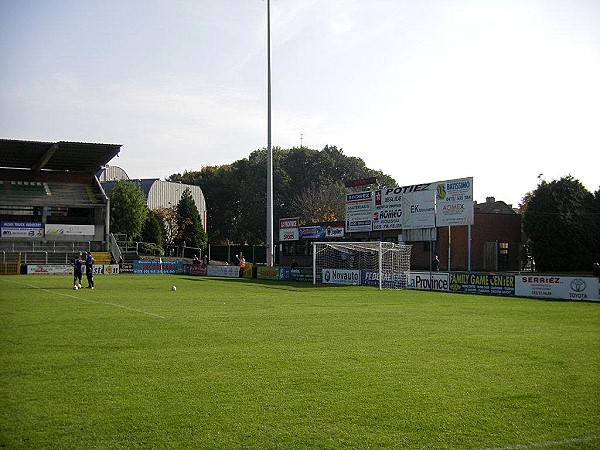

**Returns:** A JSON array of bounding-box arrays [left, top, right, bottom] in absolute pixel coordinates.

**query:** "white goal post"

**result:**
[[312, 241, 412, 290]]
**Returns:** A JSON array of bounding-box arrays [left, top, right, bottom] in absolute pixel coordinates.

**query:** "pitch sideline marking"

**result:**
[[2, 278, 164, 319], [476, 434, 600, 450]]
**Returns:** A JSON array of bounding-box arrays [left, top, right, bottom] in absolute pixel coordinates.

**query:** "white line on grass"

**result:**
[[2, 279, 164, 319], [476, 434, 600, 450]]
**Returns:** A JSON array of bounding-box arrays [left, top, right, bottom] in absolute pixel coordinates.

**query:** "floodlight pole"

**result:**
[[266, 0, 274, 266]]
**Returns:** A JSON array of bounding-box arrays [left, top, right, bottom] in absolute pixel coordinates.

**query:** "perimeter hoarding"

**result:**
[[516, 275, 599, 301], [449, 272, 515, 295]]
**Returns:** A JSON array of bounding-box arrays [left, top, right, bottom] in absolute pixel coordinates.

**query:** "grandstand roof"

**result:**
[[0, 139, 121, 174]]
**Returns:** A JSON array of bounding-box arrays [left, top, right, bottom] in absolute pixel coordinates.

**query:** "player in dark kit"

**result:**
[[73, 251, 83, 289], [85, 251, 95, 289]]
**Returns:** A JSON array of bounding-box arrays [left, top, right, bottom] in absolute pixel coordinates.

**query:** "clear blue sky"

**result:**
[[1, 0, 598, 206]]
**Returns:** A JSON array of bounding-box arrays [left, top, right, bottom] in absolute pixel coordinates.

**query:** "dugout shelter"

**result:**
[[0, 139, 121, 269]]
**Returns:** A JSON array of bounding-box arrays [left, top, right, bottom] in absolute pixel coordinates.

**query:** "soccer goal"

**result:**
[[312, 241, 412, 290]]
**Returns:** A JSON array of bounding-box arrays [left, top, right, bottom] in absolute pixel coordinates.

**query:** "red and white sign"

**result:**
[[279, 217, 299, 241], [279, 217, 299, 229]]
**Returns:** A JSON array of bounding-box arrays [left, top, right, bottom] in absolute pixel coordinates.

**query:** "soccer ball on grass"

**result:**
[[171, 286, 177, 291]]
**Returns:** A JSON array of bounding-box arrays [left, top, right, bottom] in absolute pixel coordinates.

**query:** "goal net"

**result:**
[[312, 241, 412, 289]]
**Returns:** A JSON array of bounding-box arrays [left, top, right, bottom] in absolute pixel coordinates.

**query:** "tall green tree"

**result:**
[[169, 145, 397, 245], [141, 209, 163, 246], [109, 180, 147, 241], [176, 188, 208, 250], [523, 176, 598, 272]]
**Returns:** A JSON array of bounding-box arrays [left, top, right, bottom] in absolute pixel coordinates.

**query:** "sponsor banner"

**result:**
[[133, 260, 185, 274], [279, 267, 313, 282], [189, 264, 208, 276], [322, 268, 360, 285], [1, 221, 44, 238], [449, 272, 515, 296], [516, 275, 599, 301], [120, 263, 134, 274], [299, 225, 344, 240], [27, 264, 120, 275], [45, 224, 95, 236], [346, 191, 372, 232], [361, 270, 408, 288], [373, 184, 435, 231], [407, 272, 450, 291], [207, 264, 240, 278], [435, 177, 474, 226], [279, 217, 300, 229], [257, 265, 280, 280], [27, 265, 73, 275], [279, 228, 299, 241], [92, 264, 120, 275], [402, 190, 436, 230]]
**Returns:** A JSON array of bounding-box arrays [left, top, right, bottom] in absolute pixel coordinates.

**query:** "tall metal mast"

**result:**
[[266, 0, 274, 266]]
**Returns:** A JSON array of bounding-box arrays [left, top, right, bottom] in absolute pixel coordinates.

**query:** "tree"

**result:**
[[154, 206, 179, 248], [289, 181, 347, 223], [109, 180, 147, 241], [176, 188, 208, 250], [523, 175, 598, 272], [169, 145, 398, 245], [141, 209, 163, 246]]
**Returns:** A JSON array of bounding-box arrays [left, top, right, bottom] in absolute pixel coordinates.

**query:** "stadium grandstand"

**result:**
[[0, 139, 120, 274]]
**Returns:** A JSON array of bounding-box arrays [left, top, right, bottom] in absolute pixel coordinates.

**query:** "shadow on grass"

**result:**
[[179, 275, 321, 291]]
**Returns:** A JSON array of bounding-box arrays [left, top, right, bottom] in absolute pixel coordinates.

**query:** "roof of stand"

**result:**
[[0, 139, 122, 174]]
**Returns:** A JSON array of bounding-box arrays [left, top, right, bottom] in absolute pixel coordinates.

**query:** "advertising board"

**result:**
[[27, 264, 120, 275], [345, 191, 372, 232], [1, 221, 44, 238], [516, 275, 599, 301], [45, 224, 95, 236], [322, 268, 360, 285], [407, 272, 450, 291], [207, 265, 240, 278], [449, 272, 515, 296], [299, 225, 344, 239], [435, 177, 474, 226]]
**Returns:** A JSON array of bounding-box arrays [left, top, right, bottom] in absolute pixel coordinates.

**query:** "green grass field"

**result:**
[[1, 274, 599, 449]]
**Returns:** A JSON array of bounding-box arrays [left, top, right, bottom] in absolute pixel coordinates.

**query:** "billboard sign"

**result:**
[[45, 224, 95, 236], [345, 191, 372, 232], [299, 225, 344, 240], [435, 177, 474, 226], [372, 184, 435, 231], [1, 221, 44, 238]]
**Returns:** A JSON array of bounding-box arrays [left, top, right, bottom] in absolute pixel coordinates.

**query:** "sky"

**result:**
[[1, 0, 599, 207]]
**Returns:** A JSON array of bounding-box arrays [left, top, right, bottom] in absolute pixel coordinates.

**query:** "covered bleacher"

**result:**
[[0, 139, 121, 273]]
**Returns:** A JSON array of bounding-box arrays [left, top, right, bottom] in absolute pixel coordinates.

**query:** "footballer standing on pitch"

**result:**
[[72, 251, 83, 288], [85, 251, 95, 289]]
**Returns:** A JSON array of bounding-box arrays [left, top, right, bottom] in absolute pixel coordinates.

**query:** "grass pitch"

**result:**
[[1, 274, 599, 449]]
